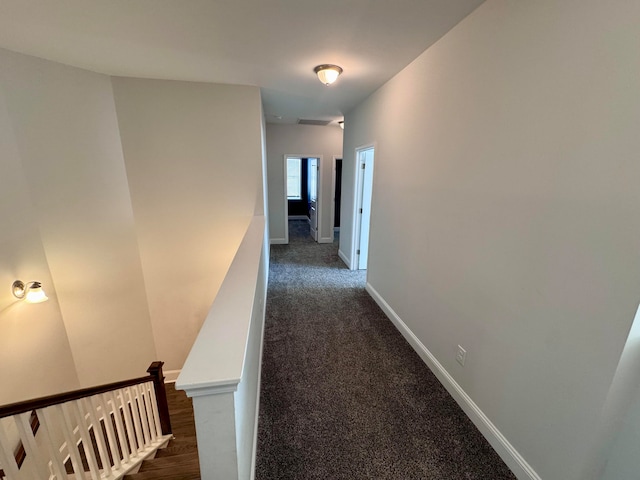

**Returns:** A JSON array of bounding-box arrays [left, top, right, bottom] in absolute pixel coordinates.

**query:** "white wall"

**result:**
[[0, 73, 80, 404], [0, 48, 157, 390], [266, 124, 343, 243], [341, 1, 640, 479], [112, 78, 265, 373], [0, 50, 266, 403]]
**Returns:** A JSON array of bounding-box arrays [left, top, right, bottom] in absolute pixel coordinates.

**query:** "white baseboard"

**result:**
[[163, 369, 181, 383], [338, 249, 351, 269], [318, 237, 334, 244], [270, 238, 287, 245], [365, 282, 541, 480], [250, 284, 268, 480], [288, 215, 308, 220], [334, 227, 340, 232]]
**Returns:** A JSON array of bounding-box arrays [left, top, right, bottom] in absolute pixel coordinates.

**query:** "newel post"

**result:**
[[147, 361, 172, 435]]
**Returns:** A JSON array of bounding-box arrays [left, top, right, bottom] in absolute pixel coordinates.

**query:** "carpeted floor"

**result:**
[[256, 219, 516, 480]]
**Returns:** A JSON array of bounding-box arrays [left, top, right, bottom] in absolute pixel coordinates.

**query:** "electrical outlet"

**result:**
[[456, 345, 467, 366]]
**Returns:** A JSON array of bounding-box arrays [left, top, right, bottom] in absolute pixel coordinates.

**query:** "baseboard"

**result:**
[[163, 369, 181, 383], [365, 282, 541, 480], [318, 237, 334, 244], [288, 215, 308, 220], [338, 249, 351, 269], [334, 227, 340, 232], [250, 283, 268, 480], [270, 238, 287, 245]]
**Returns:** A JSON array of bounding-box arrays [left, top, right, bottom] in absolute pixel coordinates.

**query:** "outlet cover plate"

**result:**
[[456, 345, 467, 366]]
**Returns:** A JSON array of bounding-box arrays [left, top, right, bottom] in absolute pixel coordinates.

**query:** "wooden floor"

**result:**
[[124, 383, 200, 480]]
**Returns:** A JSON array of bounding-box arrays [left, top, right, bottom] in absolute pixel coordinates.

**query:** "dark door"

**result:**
[[334, 159, 342, 228]]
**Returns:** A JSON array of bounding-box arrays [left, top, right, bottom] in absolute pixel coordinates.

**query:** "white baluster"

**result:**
[[132, 385, 149, 447], [36, 407, 66, 480], [15, 412, 49, 479], [68, 400, 100, 480], [106, 391, 129, 465], [80, 397, 112, 478], [128, 387, 145, 451], [117, 389, 139, 457], [0, 419, 22, 480], [95, 393, 121, 471], [146, 382, 163, 439], [140, 384, 156, 445], [57, 403, 85, 477], [138, 384, 155, 444]]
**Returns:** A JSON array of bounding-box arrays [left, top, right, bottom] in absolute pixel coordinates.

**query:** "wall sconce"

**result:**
[[12, 280, 49, 304], [314, 64, 343, 86], [338, 121, 344, 130]]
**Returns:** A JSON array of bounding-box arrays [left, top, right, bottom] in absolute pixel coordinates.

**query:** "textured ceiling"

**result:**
[[0, 0, 484, 124]]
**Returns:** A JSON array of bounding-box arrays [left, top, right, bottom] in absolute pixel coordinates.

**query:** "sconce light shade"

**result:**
[[314, 64, 343, 86], [12, 280, 48, 304], [338, 121, 344, 130]]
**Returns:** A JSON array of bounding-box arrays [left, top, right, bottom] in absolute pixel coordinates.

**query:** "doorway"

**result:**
[[284, 155, 321, 243], [308, 157, 318, 241], [332, 158, 343, 243], [353, 146, 374, 270]]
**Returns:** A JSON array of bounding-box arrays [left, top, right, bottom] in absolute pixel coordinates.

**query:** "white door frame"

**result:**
[[350, 144, 375, 270], [283, 154, 323, 244], [308, 157, 319, 241]]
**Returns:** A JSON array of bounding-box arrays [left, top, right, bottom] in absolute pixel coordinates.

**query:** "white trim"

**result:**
[[288, 215, 308, 220], [249, 280, 268, 480], [318, 237, 334, 244], [284, 154, 324, 243], [365, 282, 541, 480], [352, 143, 376, 270], [331, 156, 337, 235], [313, 156, 323, 242], [283, 156, 290, 244], [338, 248, 351, 269], [118, 435, 173, 478], [270, 237, 287, 245], [163, 369, 181, 383]]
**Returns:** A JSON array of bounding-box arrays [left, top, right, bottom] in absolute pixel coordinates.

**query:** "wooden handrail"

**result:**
[[0, 374, 151, 418]]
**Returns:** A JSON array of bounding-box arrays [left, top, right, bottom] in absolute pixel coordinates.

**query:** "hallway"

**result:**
[[256, 220, 515, 479]]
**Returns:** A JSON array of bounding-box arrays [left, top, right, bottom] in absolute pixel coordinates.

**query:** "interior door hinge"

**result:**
[[359, 208, 363, 214], [361, 164, 366, 169], [357, 249, 361, 255]]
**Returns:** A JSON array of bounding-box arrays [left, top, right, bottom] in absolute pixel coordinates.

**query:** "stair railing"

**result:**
[[0, 361, 173, 480]]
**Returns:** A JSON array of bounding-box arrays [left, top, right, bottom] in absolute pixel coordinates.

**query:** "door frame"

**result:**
[[350, 144, 375, 270], [308, 157, 319, 242], [283, 154, 323, 244]]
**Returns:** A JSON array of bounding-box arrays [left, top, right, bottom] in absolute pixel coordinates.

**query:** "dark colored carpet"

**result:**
[[256, 220, 516, 480]]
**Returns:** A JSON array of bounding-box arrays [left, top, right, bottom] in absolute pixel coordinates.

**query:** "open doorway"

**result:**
[[352, 146, 374, 270], [331, 157, 343, 243], [284, 155, 321, 243]]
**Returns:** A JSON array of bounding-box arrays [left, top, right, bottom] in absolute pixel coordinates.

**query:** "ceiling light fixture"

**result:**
[[314, 64, 343, 86], [12, 280, 49, 304]]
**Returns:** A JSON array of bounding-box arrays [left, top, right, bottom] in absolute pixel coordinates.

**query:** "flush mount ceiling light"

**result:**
[[314, 64, 343, 86], [12, 280, 49, 304]]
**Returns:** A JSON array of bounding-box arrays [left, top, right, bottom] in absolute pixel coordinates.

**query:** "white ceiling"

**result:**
[[0, 0, 484, 124]]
